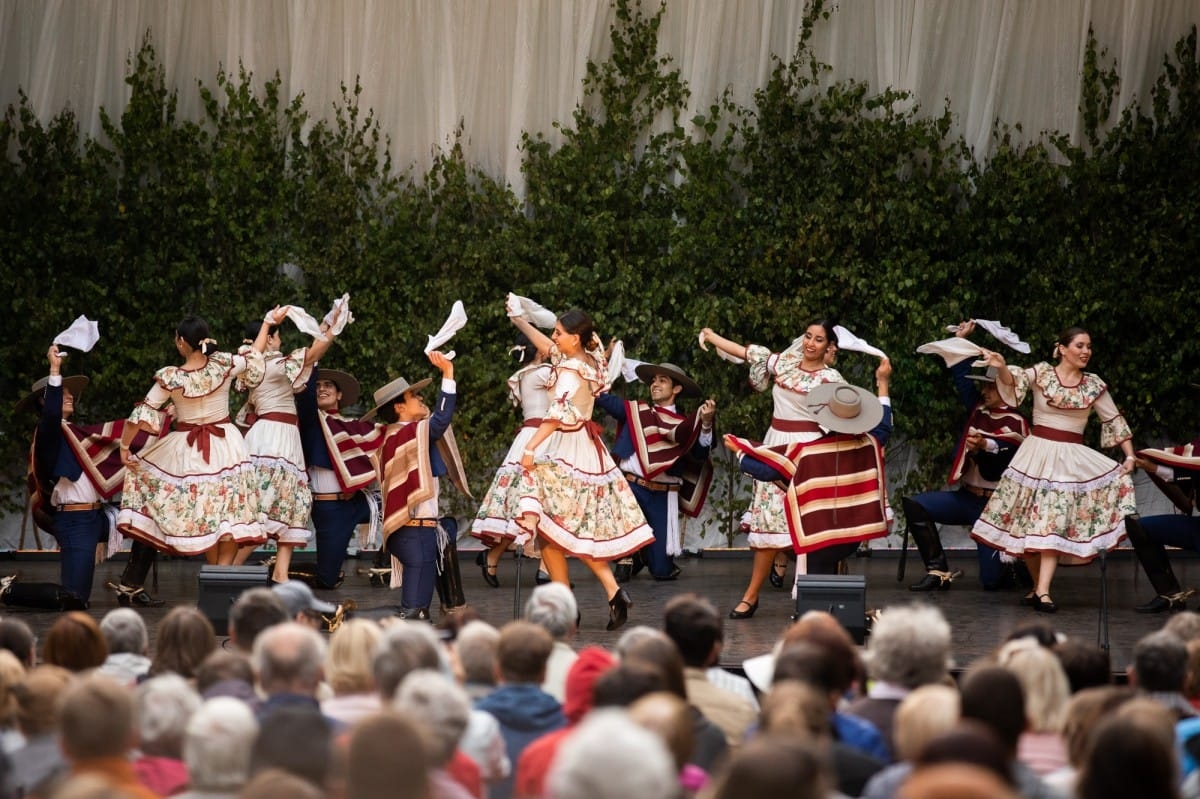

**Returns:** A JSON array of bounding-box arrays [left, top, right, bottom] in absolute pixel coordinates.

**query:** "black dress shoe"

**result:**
[[1019, 592, 1037, 607], [476, 551, 500, 589], [1032, 594, 1057, 614], [728, 599, 759, 619], [396, 606, 431, 621], [536, 570, 552, 585], [112, 583, 166, 608], [909, 573, 946, 592], [652, 566, 682, 581], [1135, 595, 1187, 614], [606, 588, 632, 631]]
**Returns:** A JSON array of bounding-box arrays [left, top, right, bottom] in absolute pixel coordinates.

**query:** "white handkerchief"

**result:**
[[284, 306, 328, 341], [54, 316, 100, 352], [917, 337, 983, 367], [609, 341, 645, 384], [323, 294, 354, 337], [945, 319, 1029, 354], [426, 300, 468, 358], [507, 293, 557, 329], [833, 325, 888, 359], [699, 331, 745, 364]]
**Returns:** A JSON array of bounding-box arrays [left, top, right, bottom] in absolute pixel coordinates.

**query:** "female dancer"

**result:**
[[511, 306, 654, 631], [698, 321, 842, 619], [470, 331, 552, 587], [118, 313, 275, 564], [973, 326, 1136, 612], [236, 306, 341, 582]]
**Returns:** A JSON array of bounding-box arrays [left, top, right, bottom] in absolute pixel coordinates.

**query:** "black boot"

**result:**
[[902, 497, 960, 592], [110, 541, 165, 607], [1126, 515, 1191, 613], [433, 519, 467, 612]]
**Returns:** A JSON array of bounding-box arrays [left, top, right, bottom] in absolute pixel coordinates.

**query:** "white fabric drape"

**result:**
[[2, 0, 1198, 195]]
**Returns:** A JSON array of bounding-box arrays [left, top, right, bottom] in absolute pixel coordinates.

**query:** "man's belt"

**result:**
[[312, 492, 357, 502], [771, 418, 824, 434], [961, 484, 995, 499], [56, 502, 103, 512], [1031, 425, 1084, 445], [624, 472, 679, 493], [403, 518, 440, 528]]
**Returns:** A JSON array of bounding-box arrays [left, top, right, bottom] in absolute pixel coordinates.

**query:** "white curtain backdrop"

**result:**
[[2, 0, 1198, 193]]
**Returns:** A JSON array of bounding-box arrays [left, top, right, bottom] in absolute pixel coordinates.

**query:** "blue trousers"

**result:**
[[909, 489, 1008, 589], [54, 507, 106, 603], [1140, 513, 1200, 552], [385, 524, 438, 611], [628, 482, 675, 577], [311, 493, 372, 589]]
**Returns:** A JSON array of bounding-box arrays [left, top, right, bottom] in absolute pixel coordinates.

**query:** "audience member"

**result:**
[[8, 665, 73, 797], [474, 621, 565, 799], [545, 709, 677, 799], [996, 637, 1070, 776], [700, 733, 833, 799], [0, 619, 36, 669], [846, 603, 952, 755], [238, 767, 324, 799], [133, 673, 201, 796], [345, 711, 431, 799], [321, 618, 382, 726], [454, 620, 501, 701], [151, 607, 217, 680], [524, 583, 579, 703], [1050, 638, 1112, 693], [1075, 698, 1182, 799], [662, 593, 756, 748], [194, 649, 258, 706], [252, 622, 329, 723], [1128, 629, 1196, 720], [394, 670, 477, 799], [176, 697, 259, 799], [373, 620, 445, 701], [0, 650, 25, 756], [249, 704, 333, 792], [1165, 612, 1200, 643], [861, 683, 960, 799], [896, 762, 1020, 799], [57, 674, 157, 799], [228, 588, 289, 654], [514, 646, 616, 798], [42, 612, 107, 673], [629, 691, 706, 796], [1043, 685, 1134, 795], [96, 608, 151, 687]]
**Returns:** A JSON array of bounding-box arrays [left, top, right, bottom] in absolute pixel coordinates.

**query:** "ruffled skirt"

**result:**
[[118, 425, 266, 555], [244, 419, 312, 544], [971, 436, 1136, 560], [471, 428, 535, 545], [516, 425, 653, 560]]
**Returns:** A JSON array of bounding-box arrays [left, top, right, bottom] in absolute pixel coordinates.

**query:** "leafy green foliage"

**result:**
[[3, 3, 1199, 541]]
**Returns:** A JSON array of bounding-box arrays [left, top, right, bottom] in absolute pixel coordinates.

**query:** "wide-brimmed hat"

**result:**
[[966, 366, 1001, 384], [14, 375, 89, 414], [805, 382, 883, 435], [634, 362, 700, 398], [362, 376, 433, 421], [316, 368, 361, 408]]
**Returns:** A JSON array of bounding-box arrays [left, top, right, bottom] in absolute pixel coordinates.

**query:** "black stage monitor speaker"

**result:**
[[197, 565, 270, 636], [794, 574, 867, 644]]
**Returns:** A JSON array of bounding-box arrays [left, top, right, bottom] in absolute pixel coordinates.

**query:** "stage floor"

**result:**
[[0, 548, 1185, 674]]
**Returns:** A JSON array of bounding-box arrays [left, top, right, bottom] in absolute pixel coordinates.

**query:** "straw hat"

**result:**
[[14, 375, 89, 414], [633, 362, 701, 398], [316, 368, 361, 408], [362, 376, 433, 422], [805, 383, 883, 435]]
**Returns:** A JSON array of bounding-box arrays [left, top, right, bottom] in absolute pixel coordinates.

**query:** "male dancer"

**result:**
[[904, 321, 1029, 591], [1126, 440, 1200, 613], [296, 366, 386, 590], [597, 362, 715, 582], [4, 345, 162, 610], [372, 351, 469, 619]]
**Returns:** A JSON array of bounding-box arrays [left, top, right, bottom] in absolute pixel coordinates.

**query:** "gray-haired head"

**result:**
[[525, 583, 579, 640], [184, 696, 259, 792], [393, 669, 471, 766], [99, 608, 148, 655], [136, 673, 202, 757], [863, 603, 953, 688]]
